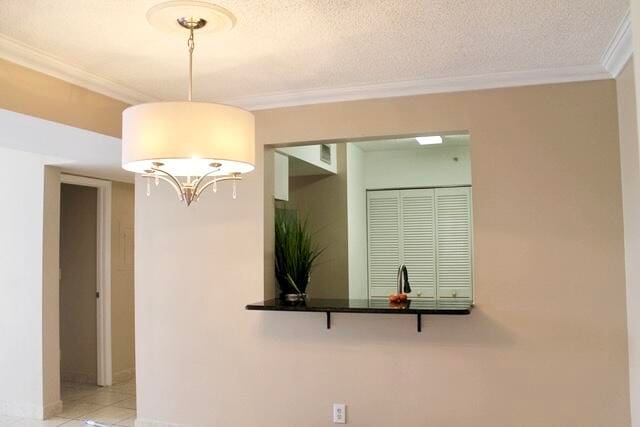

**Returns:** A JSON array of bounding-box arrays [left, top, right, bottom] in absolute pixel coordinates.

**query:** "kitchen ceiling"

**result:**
[[0, 1, 630, 109], [354, 135, 470, 152]]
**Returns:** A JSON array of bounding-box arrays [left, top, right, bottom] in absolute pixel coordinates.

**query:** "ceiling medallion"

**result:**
[[121, 1, 254, 206]]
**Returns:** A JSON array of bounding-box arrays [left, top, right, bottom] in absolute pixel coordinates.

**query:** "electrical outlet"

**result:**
[[333, 403, 346, 424]]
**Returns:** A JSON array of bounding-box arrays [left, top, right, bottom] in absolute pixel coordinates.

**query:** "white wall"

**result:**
[[346, 144, 367, 299], [134, 172, 264, 427], [0, 109, 131, 183], [364, 145, 471, 189], [273, 151, 289, 201], [0, 147, 61, 419]]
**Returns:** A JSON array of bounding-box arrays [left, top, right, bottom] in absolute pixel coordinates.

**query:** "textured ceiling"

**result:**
[[0, 0, 629, 107]]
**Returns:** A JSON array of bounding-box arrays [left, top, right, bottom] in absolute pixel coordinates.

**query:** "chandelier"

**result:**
[[121, 3, 254, 206]]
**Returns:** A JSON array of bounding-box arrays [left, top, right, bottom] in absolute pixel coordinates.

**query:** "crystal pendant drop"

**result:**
[[232, 180, 237, 199], [146, 179, 151, 196], [213, 178, 217, 193], [155, 175, 159, 186]]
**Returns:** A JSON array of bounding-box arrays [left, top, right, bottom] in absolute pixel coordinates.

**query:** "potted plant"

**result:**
[[274, 207, 323, 301]]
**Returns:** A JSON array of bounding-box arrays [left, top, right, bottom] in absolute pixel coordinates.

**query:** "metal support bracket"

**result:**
[[323, 311, 422, 332]]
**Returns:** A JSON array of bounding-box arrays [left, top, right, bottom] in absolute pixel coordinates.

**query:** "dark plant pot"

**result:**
[[276, 276, 310, 301], [282, 293, 307, 302]]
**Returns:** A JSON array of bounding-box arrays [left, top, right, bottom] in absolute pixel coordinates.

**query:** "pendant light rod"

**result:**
[[177, 17, 207, 101], [187, 27, 194, 101]]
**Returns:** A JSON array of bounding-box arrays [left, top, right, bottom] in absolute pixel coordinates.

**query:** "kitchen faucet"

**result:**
[[396, 264, 411, 294]]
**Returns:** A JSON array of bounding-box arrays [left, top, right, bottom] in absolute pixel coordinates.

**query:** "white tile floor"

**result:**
[[0, 379, 136, 427]]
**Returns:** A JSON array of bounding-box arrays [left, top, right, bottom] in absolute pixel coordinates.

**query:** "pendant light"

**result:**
[[121, 4, 254, 206]]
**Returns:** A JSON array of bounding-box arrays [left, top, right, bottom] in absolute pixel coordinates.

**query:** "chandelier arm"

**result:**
[[192, 166, 222, 194], [195, 174, 242, 198], [151, 166, 183, 190], [142, 173, 184, 201], [150, 167, 187, 198]]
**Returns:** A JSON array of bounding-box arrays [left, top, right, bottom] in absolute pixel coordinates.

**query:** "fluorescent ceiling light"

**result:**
[[416, 136, 443, 145]]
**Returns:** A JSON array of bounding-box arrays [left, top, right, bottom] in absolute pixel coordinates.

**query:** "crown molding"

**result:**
[[601, 9, 632, 78], [0, 21, 622, 111], [224, 64, 610, 110], [0, 34, 155, 105]]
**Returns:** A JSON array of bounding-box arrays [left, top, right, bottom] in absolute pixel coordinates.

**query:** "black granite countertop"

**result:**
[[247, 298, 472, 331], [246, 298, 472, 314]]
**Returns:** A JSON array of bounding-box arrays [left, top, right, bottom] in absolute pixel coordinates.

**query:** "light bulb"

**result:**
[[232, 180, 237, 199], [146, 179, 151, 197], [155, 175, 159, 186], [213, 178, 217, 193]]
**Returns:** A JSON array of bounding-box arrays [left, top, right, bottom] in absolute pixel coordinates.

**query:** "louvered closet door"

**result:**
[[367, 191, 400, 298], [435, 187, 473, 299], [400, 189, 436, 299]]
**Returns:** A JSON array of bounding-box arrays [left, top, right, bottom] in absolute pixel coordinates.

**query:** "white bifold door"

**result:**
[[367, 187, 473, 300]]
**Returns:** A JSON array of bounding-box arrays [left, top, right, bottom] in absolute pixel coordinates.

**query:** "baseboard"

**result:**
[[135, 418, 184, 427], [112, 368, 135, 384], [61, 370, 97, 385], [63, 367, 134, 386], [43, 400, 63, 419]]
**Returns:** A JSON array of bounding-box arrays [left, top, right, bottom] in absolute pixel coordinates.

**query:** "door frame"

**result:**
[[60, 174, 113, 386]]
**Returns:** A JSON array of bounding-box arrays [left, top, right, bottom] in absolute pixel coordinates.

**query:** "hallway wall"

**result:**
[[111, 182, 135, 383], [59, 184, 98, 384], [287, 144, 349, 299], [58, 181, 135, 386]]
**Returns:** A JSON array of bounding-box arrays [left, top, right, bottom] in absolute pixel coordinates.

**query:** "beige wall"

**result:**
[[111, 182, 135, 383], [618, 59, 640, 427], [633, 2, 640, 135], [42, 166, 61, 417], [286, 144, 349, 298], [59, 184, 98, 384], [135, 80, 630, 426], [0, 59, 127, 138], [630, 5, 640, 425]]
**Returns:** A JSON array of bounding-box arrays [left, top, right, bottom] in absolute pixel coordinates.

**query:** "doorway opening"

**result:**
[[57, 174, 136, 424], [60, 182, 99, 384], [59, 175, 112, 387]]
